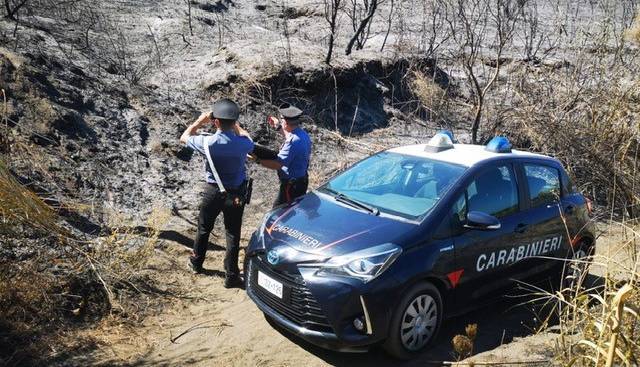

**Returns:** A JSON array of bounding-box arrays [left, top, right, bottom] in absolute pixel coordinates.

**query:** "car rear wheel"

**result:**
[[383, 282, 442, 359], [563, 242, 594, 291]]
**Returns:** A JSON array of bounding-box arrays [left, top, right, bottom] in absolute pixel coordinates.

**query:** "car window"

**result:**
[[466, 165, 519, 218], [347, 155, 405, 190], [525, 164, 560, 206], [323, 152, 466, 220]]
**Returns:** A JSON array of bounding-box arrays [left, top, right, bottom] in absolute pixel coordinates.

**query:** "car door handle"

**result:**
[[515, 223, 528, 233], [564, 205, 575, 214]]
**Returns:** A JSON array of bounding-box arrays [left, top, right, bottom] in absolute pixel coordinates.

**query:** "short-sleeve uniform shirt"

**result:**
[[277, 127, 312, 180], [187, 131, 254, 188]]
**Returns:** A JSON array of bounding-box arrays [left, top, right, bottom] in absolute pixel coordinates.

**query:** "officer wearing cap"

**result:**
[[255, 104, 312, 207], [179, 98, 254, 288]]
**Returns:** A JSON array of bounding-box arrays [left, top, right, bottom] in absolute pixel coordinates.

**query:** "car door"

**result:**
[[449, 163, 531, 303], [515, 161, 568, 279]]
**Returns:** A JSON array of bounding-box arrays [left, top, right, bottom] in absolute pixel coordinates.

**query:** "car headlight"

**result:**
[[306, 243, 402, 283]]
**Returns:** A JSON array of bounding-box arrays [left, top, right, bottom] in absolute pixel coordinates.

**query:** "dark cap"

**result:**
[[211, 98, 240, 120], [279, 103, 303, 120]]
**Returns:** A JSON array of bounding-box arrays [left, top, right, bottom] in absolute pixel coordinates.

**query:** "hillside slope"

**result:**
[[1, 0, 639, 366]]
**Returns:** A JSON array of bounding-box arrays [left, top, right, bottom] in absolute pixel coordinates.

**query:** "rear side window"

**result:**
[[524, 165, 560, 207], [466, 165, 519, 218]]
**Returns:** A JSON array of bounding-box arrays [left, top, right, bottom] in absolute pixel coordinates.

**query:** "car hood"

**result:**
[[260, 191, 418, 258]]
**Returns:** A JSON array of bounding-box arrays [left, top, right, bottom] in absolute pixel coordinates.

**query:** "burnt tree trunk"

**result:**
[[345, 0, 378, 56], [4, 0, 29, 21]]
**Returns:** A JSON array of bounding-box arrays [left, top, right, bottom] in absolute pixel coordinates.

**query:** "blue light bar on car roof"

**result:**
[[425, 132, 454, 153], [485, 136, 512, 153], [438, 130, 455, 143]]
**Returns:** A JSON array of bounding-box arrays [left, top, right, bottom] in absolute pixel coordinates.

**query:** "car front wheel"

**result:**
[[384, 282, 443, 359]]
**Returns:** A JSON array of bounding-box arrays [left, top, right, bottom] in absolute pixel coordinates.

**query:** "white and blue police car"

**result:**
[[245, 132, 595, 359]]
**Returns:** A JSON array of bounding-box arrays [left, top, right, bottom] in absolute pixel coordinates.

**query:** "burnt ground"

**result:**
[[0, 0, 636, 365]]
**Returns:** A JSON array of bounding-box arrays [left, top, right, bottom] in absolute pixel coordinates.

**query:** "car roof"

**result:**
[[387, 143, 553, 168]]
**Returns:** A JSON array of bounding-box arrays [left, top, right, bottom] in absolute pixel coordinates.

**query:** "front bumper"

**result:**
[[246, 255, 398, 351], [247, 283, 357, 351]]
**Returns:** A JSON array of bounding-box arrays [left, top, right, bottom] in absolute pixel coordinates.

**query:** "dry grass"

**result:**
[[91, 207, 171, 311], [410, 70, 448, 114], [26, 95, 59, 136], [624, 11, 640, 45], [529, 221, 640, 366], [0, 158, 64, 235], [504, 69, 640, 219], [0, 154, 172, 365]]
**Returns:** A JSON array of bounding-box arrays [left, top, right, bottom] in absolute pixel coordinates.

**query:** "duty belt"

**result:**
[[280, 174, 308, 184]]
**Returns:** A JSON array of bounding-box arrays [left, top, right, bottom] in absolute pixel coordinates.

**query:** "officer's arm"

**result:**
[[233, 123, 253, 139], [259, 137, 293, 170], [180, 112, 211, 144], [260, 160, 283, 170]]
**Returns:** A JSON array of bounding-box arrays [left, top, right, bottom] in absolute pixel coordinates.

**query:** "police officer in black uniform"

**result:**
[[180, 99, 254, 288], [254, 104, 312, 207]]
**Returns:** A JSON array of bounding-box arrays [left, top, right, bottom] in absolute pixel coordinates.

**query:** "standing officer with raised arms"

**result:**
[[180, 98, 254, 288], [255, 104, 312, 207]]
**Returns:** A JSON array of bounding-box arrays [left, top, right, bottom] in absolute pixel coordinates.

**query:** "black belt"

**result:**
[[280, 175, 308, 184]]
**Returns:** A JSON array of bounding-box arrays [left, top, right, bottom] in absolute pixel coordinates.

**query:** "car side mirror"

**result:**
[[464, 211, 501, 230]]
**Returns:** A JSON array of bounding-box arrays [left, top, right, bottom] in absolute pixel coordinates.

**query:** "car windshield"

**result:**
[[321, 152, 466, 220]]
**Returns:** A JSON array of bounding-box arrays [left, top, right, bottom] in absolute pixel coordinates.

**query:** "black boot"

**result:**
[[188, 257, 203, 274], [224, 275, 243, 289]]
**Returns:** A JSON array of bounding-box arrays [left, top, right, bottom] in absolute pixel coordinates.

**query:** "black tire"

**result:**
[[383, 282, 443, 360]]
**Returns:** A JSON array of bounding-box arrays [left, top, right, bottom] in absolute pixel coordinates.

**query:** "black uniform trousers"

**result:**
[[192, 183, 244, 278], [273, 175, 309, 208]]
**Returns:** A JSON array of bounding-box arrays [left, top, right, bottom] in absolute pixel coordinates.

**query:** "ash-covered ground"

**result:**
[[1, 0, 639, 365]]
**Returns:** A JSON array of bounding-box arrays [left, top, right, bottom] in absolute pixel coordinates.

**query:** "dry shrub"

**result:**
[[624, 11, 640, 45], [452, 334, 474, 361], [504, 69, 640, 218], [92, 207, 171, 311], [0, 264, 104, 366], [465, 323, 478, 341], [0, 158, 98, 365], [0, 156, 171, 365], [24, 94, 58, 125], [539, 222, 640, 366], [0, 47, 25, 69], [0, 158, 63, 236], [452, 323, 478, 360], [410, 70, 447, 113]]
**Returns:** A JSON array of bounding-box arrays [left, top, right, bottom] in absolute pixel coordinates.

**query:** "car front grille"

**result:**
[[249, 256, 333, 333]]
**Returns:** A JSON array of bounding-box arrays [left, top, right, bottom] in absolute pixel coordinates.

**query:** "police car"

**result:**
[[244, 133, 595, 359]]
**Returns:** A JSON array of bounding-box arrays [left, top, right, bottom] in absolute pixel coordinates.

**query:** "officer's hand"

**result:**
[[267, 116, 280, 128], [196, 111, 212, 126]]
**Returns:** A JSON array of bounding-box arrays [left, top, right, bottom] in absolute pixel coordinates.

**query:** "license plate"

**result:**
[[257, 270, 283, 299]]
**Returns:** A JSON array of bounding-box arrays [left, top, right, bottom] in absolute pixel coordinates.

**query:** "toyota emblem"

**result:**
[[267, 250, 279, 265]]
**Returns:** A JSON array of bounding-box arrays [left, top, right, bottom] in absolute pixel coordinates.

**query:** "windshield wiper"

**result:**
[[334, 193, 380, 216], [321, 186, 339, 195]]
